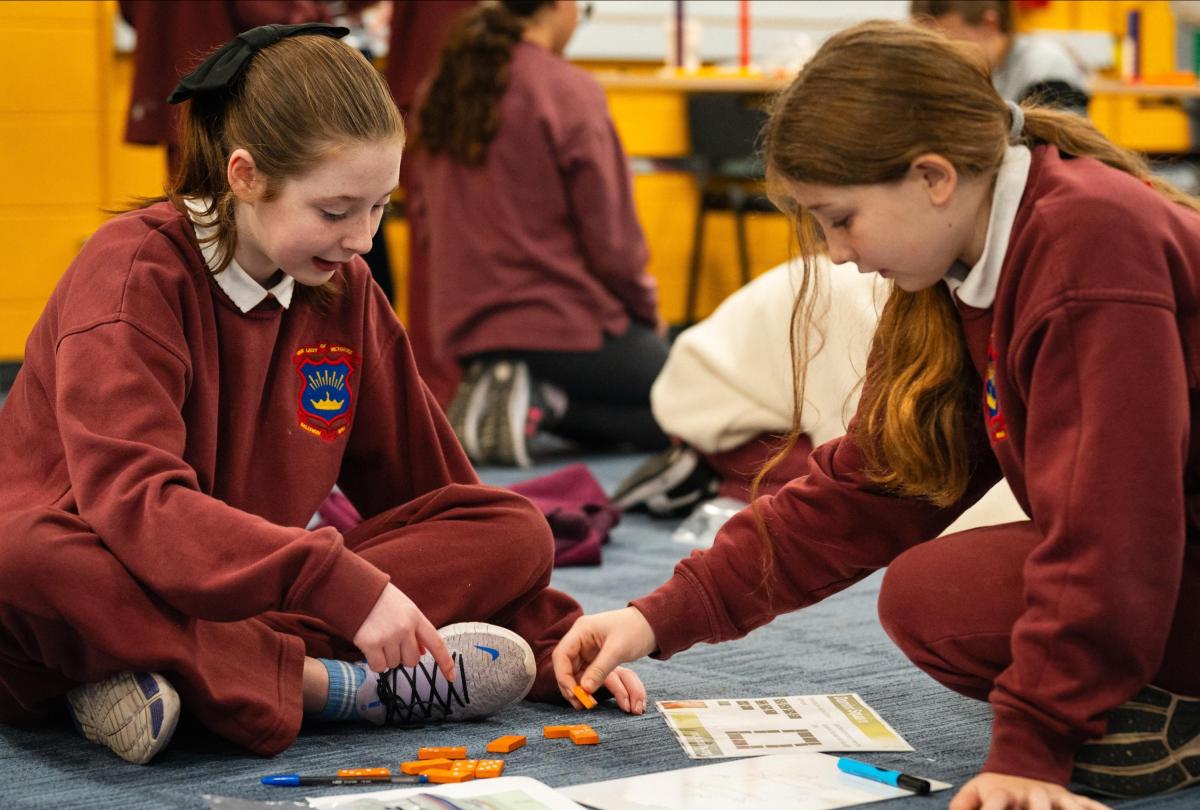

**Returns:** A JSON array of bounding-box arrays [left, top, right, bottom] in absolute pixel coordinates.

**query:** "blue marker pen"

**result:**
[[837, 757, 932, 795], [261, 773, 429, 787]]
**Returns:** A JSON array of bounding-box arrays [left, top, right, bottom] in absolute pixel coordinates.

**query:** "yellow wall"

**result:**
[[0, 1, 112, 360]]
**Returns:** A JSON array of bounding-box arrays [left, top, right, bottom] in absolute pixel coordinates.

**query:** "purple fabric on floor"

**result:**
[[313, 489, 364, 533], [313, 464, 617, 567], [509, 463, 620, 567]]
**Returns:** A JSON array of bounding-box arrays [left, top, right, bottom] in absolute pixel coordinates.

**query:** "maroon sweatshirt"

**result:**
[[632, 146, 1200, 783], [410, 41, 659, 361], [0, 202, 486, 643], [118, 1, 330, 146]]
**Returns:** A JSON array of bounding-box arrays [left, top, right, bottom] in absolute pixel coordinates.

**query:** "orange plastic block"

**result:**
[[572, 685, 598, 709], [449, 760, 478, 774], [476, 759, 505, 778], [418, 746, 468, 760], [486, 735, 527, 753], [569, 725, 600, 745], [402, 758, 453, 774], [543, 725, 576, 738], [426, 768, 475, 784], [337, 767, 390, 778]]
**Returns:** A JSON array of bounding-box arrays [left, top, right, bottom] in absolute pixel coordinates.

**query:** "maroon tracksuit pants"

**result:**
[[0, 486, 580, 755], [877, 520, 1200, 703]]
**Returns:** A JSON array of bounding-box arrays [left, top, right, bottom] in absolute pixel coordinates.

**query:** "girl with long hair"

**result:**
[[0, 23, 643, 766], [410, 1, 669, 467], [552, 20, 1200, 809]]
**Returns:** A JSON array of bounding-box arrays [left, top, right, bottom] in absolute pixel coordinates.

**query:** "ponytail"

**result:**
[[172, 95, 241, 272], [1019, 105, 1200, 212], [415, 1, 551, 165]]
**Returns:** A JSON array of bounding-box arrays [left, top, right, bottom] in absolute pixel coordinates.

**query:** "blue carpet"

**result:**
[[0, 452, 1194, 809]]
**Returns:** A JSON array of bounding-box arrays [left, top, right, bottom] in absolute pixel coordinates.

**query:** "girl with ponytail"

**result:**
[[554, 19, 1200, 808], [0, 23, 644, 767], [410, 1, 669, 468]]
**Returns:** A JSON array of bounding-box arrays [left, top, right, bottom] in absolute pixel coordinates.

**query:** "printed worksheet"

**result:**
[[656, 693, 913, 759], [561, 752, 951, 810]]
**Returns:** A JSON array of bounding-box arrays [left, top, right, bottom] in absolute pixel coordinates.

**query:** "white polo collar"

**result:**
[[185, 198, 294, 313], [943, 144, 1032, 308]]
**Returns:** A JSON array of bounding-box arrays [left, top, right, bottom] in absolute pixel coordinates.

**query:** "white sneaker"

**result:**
[[356, 622, 535, 726], [67, 672, 180, 765]]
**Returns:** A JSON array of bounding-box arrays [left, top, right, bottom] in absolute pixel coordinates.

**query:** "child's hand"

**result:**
[[600, 665, 647, 715], [552, 607, 658, 701], [950, 773, 1112, 810], [352, 584, 455, 681]]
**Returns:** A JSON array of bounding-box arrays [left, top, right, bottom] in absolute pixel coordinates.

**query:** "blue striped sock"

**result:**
[[313, 659, 369, 721]]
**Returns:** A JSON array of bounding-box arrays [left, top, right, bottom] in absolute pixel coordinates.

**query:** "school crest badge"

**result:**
[[294, 343, 358, 441], [984, 337, 1007, 442]]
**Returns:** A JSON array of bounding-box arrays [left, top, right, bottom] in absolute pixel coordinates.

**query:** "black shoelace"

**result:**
[[374, 652, 471, 726]]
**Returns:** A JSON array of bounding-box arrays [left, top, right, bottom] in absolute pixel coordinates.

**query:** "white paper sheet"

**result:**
[[656, 693, 913, 758], [560, 753, 952, 810], [305, 775, 588, 809]]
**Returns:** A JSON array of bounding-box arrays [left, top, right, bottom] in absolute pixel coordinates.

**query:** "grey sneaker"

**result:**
[[356, 622, 535, 726], [66, 672, 180, 765], [446, 361, 491, 461], [1072, 684, 1200, 796], [477, 360, 532, 467]]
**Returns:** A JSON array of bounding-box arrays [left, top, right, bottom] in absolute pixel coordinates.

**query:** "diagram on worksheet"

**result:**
[[657, 693, 913, 759]]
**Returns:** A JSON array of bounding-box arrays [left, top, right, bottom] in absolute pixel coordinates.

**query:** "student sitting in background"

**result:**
[[409, 0, 669, 468], [614, 258, 1024, 547], [911, 0, 1090, 111], [557, 20, 1200, 808], [0, 23, 643, 767]]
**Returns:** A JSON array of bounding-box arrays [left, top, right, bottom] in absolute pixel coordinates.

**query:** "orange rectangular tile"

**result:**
[[569, 726, 600, 745], [401, 758, 453, 774], [449, 760, 478, 774], [543, 725, 575, 738], [476, 759, 505, 778], [337, 767, 390, 778], [572, 685, 598, 709], [418, 746, 468, 760], [425, 768, 475, 783], [486, 734, 527, 753]]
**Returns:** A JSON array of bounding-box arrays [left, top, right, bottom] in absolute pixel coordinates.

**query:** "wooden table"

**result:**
[[593, 70, 791, 94], [1089, 76, 1200, 99]]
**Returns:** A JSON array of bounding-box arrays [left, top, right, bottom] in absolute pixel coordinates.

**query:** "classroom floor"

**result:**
[[0, 451, 1195, 809]]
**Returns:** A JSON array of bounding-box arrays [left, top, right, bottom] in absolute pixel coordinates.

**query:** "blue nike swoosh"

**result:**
[[474, 645, 500, 660]]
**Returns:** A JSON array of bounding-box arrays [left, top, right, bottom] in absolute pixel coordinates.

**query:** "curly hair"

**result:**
[[414, 1, 551, 165]]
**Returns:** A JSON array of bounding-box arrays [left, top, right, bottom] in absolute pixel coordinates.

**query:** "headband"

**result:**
[[1006, 100, 1025, 140], [167, 23, 350, 105]]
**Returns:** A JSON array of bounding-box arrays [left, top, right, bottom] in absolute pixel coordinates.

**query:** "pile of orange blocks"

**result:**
[[399, 744, 510, 783], [390, 686, 603, 784]]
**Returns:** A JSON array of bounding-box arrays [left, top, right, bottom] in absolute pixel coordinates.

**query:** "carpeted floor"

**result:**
[[0, 452, 1194, 809]]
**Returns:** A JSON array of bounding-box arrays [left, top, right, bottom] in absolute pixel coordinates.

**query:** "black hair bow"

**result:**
[[167, 22, 349, 105]]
